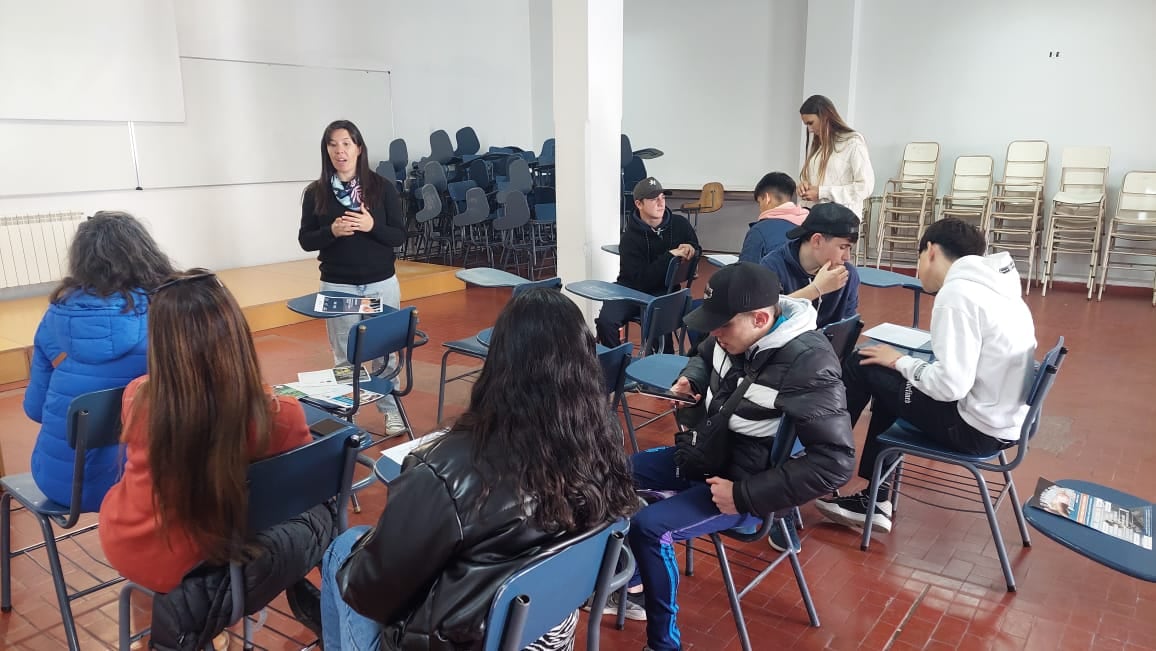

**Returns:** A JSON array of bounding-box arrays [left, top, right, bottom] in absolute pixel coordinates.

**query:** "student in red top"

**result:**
[[99, 270, 319, 625]]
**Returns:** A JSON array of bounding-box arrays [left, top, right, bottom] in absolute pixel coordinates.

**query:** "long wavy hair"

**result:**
[[136, 269, 273, 564], [305, 119, 383, 216], [799, 95, 856, 187], [455, 289, 638, 533], [49, 211, 174, 312]]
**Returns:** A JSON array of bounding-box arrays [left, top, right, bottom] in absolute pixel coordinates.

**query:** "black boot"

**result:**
[[285, 578, 324, 646]]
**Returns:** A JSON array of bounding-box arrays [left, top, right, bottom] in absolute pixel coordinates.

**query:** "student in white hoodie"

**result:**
[[815, 218, 1037, 534]]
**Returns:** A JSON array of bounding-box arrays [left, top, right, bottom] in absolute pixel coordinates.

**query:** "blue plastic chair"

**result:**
[[454, 126, 481, 160], [483, 518, 634, 651], [671, 417, 820, 650], [436, 278, 563, 422], [0, 387, 126, 651], [117, 427, 364, 651], [388, 138, 408, 184], [822, 313, 864, 363], [340, 307, 422, 431], [599, 343, 639, 453], [429, 129, 457, 165], [860, 337, 1068, 592]]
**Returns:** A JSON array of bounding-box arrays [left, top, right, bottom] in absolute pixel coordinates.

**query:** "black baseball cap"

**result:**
[[632, 177, 664, 202], [683, 262, 781, 332], [786, 202, 860, 241]]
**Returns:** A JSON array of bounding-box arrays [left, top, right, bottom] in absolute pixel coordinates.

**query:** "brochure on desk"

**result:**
[[273, 382, 385, 409], [297, 365, 371, 385], [314, 295, 382, 314], [1028, 477, 1153, 550]]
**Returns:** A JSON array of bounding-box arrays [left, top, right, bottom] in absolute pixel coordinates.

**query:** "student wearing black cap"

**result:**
[[615, 262, 854, 651], [759, 202, 861, 328], [595, 177, 700, 347]]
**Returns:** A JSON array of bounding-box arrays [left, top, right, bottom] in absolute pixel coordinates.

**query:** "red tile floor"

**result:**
[[1, 272, 1155, 650]]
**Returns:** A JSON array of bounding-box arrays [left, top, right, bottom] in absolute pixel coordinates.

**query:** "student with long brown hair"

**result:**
[[797, 94, 875, 219], [99, 270, 329, 630]]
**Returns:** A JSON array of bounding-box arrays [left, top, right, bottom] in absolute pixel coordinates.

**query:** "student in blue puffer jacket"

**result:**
[[22, 211, 174, 511]]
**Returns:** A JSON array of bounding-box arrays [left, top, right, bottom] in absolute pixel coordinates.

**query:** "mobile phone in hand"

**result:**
[[633, 386, 698, 405]]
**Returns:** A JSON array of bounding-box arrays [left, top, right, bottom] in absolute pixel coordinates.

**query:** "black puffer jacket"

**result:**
[[617, 208, 700, 295], [148, 502, 337, 651], [681, 297, 855, 517], [336, 431, 588, 650]]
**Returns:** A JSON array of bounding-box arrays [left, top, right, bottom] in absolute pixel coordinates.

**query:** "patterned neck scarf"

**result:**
[[330, 174, 362, 210]]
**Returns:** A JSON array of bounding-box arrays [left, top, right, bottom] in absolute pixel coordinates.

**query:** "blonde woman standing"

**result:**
[[798, 95, 875, 220]]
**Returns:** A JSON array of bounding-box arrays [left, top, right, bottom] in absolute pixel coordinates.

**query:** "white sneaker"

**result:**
[[378, 397, 408, 437]]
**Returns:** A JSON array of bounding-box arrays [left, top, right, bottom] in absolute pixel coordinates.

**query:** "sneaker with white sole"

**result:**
[[583, 590, 647, 621], [379, 397, 408, 437], [768, 514, 801, 553], [814, 490, 893, 533]]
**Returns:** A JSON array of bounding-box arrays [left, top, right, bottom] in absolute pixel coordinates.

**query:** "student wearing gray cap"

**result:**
[[596, 177, 700, 347]]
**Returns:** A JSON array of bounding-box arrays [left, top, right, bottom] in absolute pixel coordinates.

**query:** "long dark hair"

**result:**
[[306, 119, 383, 216], [799, 95, 856, 187], [455, 289, 638, 533], [136, 269, 272, 564], [50, 211, 174, 312]]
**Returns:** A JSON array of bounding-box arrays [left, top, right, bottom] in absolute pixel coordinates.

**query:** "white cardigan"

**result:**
[[800, 132, 875, 220]]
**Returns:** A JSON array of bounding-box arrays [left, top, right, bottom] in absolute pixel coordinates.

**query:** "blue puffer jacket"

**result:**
[[22, 290, 149, 512]]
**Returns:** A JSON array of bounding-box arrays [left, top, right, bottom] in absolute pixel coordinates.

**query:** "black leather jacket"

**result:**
[[681, 301, 856, 517], [336, 431, 576, 650]]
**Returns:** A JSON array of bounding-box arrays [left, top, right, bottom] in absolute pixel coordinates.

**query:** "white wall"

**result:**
[[852, 0, 1156, 282], [0, 0, 537, 273], [622, 0, 808, 192]]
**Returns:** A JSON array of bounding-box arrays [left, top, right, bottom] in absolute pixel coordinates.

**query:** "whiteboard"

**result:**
[[0, 121, 137, 196], [134, 58, 394, 189], [0, 0, 184, 122]]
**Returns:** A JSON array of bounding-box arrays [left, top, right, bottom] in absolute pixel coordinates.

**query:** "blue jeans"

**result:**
[[320, 277, 402, 414], [629, 447, 757, 651], [321, 526, 382, 651]]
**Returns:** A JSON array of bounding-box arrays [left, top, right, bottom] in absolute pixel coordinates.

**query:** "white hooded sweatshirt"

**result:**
[[894, 252, 1037, 441]]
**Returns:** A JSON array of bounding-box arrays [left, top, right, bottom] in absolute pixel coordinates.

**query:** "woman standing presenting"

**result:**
[[797, 95, 875, 220], [299, 119, 408, 435]]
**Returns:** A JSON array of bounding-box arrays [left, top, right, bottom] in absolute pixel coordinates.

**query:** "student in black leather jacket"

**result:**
[[311, 289, 639, 650]]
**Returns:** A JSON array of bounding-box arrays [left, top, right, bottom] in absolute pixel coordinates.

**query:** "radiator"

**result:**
[[0, 212, 86, 289]]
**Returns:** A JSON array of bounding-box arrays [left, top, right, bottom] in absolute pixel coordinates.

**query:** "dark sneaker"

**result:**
[[285, 579, 324, 642], [584, 590, 647, 621], [814, 490, 893, 533], [768, 515, 802, 553]]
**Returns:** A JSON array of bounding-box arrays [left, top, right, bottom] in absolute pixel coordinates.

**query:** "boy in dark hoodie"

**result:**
[[596, 177, 700, 347]]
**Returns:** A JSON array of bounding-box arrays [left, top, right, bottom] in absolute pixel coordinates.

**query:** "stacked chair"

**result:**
[[874, 142, 940, 268], [1041, 146, 1111, 298], [986, 141, 1049, 294], [1096, 170, 1156, 304], [938, 155, 994, 230]]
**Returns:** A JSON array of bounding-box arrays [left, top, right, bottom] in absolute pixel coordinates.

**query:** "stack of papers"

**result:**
[[297, 366, 371, 385], [863, 323, 933, 351], [377, 430, 449, 482], [274, 382, 385, 409]]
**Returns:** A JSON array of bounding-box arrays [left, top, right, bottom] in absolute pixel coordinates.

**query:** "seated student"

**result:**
[[816, 218, 1037, 534], [99, 270, 331, 649], [759, 202, 861, 328], [23, 211, 174, 511], [313, 289, 638, 650], [596, 177, 700, 347], [738, 172, 809, 262], [620, 263, 855, 651]]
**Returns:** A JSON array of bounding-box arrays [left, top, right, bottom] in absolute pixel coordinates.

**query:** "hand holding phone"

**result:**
[[633, 386, 698, 405]]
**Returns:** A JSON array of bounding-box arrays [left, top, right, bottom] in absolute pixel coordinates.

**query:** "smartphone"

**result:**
[[310, 417, 349, 437], [633, 386, 698, 405]]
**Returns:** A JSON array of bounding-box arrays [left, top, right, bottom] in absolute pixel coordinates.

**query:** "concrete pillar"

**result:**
[[551, 0, 624, 320]]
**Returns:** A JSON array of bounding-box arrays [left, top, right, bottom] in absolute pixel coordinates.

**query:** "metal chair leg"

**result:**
[[37, 515, 80, 650], [971, 469, 1016, 592], [711, 534, 752, 651], [1, 492, 12, 612], [683, 539, 694, 577], [788, 548, 821, 627]]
